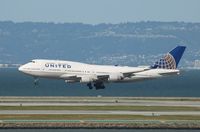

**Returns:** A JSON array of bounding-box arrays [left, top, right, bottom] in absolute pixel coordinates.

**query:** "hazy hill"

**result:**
[[0, 21, 200, 68]]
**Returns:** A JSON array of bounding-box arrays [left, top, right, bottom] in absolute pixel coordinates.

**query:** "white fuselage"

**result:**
[[18, 59, 179, 83]]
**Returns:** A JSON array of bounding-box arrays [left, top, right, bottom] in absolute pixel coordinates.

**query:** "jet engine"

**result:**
[[80, 76, 93, 83], [108, 73, 124, 81]]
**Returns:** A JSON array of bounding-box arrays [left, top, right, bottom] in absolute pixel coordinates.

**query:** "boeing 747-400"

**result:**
[[19, 46, 186, 90]]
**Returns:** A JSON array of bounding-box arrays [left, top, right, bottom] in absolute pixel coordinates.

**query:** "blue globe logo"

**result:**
[[154, 53, 176, 69]]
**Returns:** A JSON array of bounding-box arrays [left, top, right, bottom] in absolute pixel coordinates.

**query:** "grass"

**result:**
[[0, 106, 200, 111], [1, 114, 200, 120]]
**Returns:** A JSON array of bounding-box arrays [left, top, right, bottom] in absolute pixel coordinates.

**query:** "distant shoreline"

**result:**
[[0, 64, 20, 68]]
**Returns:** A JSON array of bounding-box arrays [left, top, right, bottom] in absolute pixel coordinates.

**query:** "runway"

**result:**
[[1, 102, 200, 107], [1, 110, 200, 116], [1, 97, 200, 129], [1, 97, 200, 117], [1, 96, 200, 107]]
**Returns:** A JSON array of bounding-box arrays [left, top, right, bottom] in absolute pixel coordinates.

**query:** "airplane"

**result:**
[[18, 46, 186, 90]]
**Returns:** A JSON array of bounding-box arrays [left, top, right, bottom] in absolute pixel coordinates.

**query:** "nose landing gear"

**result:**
[[34, 77, 39, 87]]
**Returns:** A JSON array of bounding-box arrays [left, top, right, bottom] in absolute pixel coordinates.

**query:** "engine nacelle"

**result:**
[[108, 73, 124, 81], [80, 76, 93, 83]]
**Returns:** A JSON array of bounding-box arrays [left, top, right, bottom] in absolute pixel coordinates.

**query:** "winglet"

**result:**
[[151, 46, 186, 69]]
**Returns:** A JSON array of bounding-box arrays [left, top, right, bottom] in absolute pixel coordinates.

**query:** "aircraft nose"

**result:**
[[18, 65, 24, 72]]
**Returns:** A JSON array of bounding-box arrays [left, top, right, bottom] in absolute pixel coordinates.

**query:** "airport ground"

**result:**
[[1, 96, 200, 129]]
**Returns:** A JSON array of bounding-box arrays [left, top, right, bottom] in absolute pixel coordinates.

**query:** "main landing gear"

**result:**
[[87, 82, 105, 90], [87, 82, 93, 89]]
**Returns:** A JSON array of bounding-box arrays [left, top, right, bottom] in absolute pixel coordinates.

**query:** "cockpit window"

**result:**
[[31, 61, 35, 63]]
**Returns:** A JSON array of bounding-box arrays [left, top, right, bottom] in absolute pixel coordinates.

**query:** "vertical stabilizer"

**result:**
[[151, 46, 186, 69]]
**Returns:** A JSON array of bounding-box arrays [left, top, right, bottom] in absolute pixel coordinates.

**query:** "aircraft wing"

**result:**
[[95, 67, 150, 81], [122, 67, 150, 77], [61, 67, 150, 82]]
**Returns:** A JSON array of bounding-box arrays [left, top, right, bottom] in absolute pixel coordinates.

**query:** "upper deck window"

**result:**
[[31, 60, 36, 63]]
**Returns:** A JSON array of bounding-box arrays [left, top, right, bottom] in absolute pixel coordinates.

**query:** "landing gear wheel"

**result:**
[[94, 82, 105, 90], [87, 82, 93, 89]]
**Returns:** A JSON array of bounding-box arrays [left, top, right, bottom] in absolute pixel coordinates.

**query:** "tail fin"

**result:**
[[151, 46, 186, 69]]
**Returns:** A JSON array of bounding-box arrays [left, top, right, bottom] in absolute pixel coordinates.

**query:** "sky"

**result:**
[[0, 0, 200, 24]]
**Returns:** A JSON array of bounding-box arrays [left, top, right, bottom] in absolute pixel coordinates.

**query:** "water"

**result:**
[[0, 68, 199, 97], [0, 129, 199, 132]]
